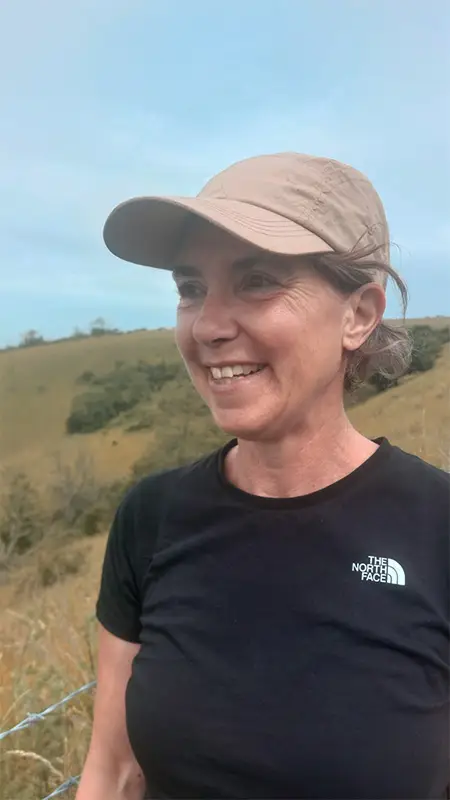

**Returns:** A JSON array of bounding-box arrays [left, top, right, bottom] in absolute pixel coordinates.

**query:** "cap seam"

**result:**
[[202, 198, 337, 247], [302, 160, 338, 224], [203, 200, 314, 233]]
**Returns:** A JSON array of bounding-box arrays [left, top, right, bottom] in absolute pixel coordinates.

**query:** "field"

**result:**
[[0, 330, 178, 492], [0, 320, 449, 799]]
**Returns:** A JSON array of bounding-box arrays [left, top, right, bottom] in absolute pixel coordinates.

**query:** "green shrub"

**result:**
[[68, 360, 183, 433], [368, 374, 399, 393], [81, 508, 103, 536], [66, 393, 117, 433], [369, 324, 448, 393], [409, 325, 448, 373], [76, 370, 96, 384]]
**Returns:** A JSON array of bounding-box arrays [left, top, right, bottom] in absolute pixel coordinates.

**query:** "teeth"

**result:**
[[210, 364, 263, 380]]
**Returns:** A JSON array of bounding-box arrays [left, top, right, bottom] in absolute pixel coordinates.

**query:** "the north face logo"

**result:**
[[352, 556, 406, 585]]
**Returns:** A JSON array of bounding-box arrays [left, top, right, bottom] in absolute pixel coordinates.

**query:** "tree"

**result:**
[[48, 451, 102, 528], [90, 317, 106, 336], [72, 326, 86, 339], [19, 329, 44, 347]]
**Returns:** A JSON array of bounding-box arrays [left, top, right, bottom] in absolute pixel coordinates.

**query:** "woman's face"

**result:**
[[174, 221, 375, 441]]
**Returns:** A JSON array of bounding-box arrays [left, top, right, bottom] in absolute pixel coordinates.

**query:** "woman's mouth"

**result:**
[[208, 363, 267, 384]]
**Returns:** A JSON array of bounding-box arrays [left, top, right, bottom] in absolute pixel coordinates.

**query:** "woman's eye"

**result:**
[[243, 273, 277, 290], [176, 282, 204, 300]]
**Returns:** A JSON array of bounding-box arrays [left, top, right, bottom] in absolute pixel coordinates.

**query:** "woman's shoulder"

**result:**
[[120, 445, 223, 515], [383, 441, 450, 515], [388, 442, 449, 488], [104, 446, 224, 571]]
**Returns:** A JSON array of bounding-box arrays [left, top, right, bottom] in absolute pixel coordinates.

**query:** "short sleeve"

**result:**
[[95, 492, 142, 643]]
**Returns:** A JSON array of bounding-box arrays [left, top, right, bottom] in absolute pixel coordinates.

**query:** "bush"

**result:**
[[67, 360, 183, 434], [0, 470, 44, 566], [48, 451, 108, 531], [46, 454, 129, 543], [37, 548, 86, 587], [368, 373, 399, 393], [409, 325, 449, 373], [369, 324, 449, 393], [81, 508, 103, 536], [66, 391, 133, 433], [76, 370, 96, 384]]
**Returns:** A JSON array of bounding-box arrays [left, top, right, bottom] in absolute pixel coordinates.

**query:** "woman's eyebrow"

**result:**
[[232, 256, 262, 273], [171, 258, 260, 279], [234, 256, 297, 275], [172, 265, 200, 279]]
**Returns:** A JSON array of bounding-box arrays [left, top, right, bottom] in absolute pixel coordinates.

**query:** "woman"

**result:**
[[77, 153, 449, 799]]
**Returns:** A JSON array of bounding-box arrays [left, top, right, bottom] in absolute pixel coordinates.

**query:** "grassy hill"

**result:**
[[0, 329, 180, 490], [0, 318, 449, 798], [350, 343, 449, 469]]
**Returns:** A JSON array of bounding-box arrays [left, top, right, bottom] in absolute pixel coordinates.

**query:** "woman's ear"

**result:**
[[342, 283, 386, 352]]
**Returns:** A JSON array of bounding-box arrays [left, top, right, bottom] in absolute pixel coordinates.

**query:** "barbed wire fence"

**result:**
[[0, 680, 96, 799]]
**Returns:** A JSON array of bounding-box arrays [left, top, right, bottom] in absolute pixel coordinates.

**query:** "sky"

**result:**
[[0, 0, 449, 347]]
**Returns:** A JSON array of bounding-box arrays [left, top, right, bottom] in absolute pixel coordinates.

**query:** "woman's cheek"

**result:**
[[175, 314, 192, 357]]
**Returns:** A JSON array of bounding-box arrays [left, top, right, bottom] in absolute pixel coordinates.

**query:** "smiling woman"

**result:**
[[171, 220, 410, 444], [76, 153, 450, 800]]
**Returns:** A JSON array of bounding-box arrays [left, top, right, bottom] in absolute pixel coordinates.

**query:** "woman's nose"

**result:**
[[191, 291, 239, 346]]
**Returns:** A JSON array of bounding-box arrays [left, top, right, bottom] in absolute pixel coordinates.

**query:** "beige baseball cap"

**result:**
[[103, 152, 390, 269]]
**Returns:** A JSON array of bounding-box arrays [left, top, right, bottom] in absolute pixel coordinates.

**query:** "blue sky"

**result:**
[[1, 0, 448, 346]]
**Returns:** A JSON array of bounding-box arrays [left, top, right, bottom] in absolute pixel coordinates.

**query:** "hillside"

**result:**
[[350, 343, 449, 469], [0, 329, 180, 489]]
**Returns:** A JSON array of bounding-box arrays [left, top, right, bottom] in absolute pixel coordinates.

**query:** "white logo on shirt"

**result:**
[[351, 556, 406, 585]]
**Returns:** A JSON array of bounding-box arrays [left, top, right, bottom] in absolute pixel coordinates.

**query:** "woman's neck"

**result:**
[[225, 413, 378, 499]]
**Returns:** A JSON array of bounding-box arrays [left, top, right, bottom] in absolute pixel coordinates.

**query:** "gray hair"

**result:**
[[311, 243, 412, 392]]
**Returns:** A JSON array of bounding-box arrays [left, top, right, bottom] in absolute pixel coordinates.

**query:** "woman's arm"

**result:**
[[75, 625, 146, 800]]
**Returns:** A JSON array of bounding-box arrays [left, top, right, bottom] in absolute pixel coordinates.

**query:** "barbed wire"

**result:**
[[42, 774, 81, 800], [0, 680, 96, 741], [0, 679, 96, 799]]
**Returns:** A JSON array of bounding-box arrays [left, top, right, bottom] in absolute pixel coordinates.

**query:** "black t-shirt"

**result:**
[[96, 437, 450, 799]]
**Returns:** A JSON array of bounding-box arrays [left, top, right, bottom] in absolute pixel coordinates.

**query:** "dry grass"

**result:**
[[348, 343, 450, 470], [0, 536, 106, 799], [0, 329, 176, 492]]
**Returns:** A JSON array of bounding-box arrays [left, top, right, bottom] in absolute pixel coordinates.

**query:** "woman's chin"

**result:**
[[211, 407, 274, 441]]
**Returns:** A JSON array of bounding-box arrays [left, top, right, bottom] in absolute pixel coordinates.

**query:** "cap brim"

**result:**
[[103, 195, 333, 269]]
